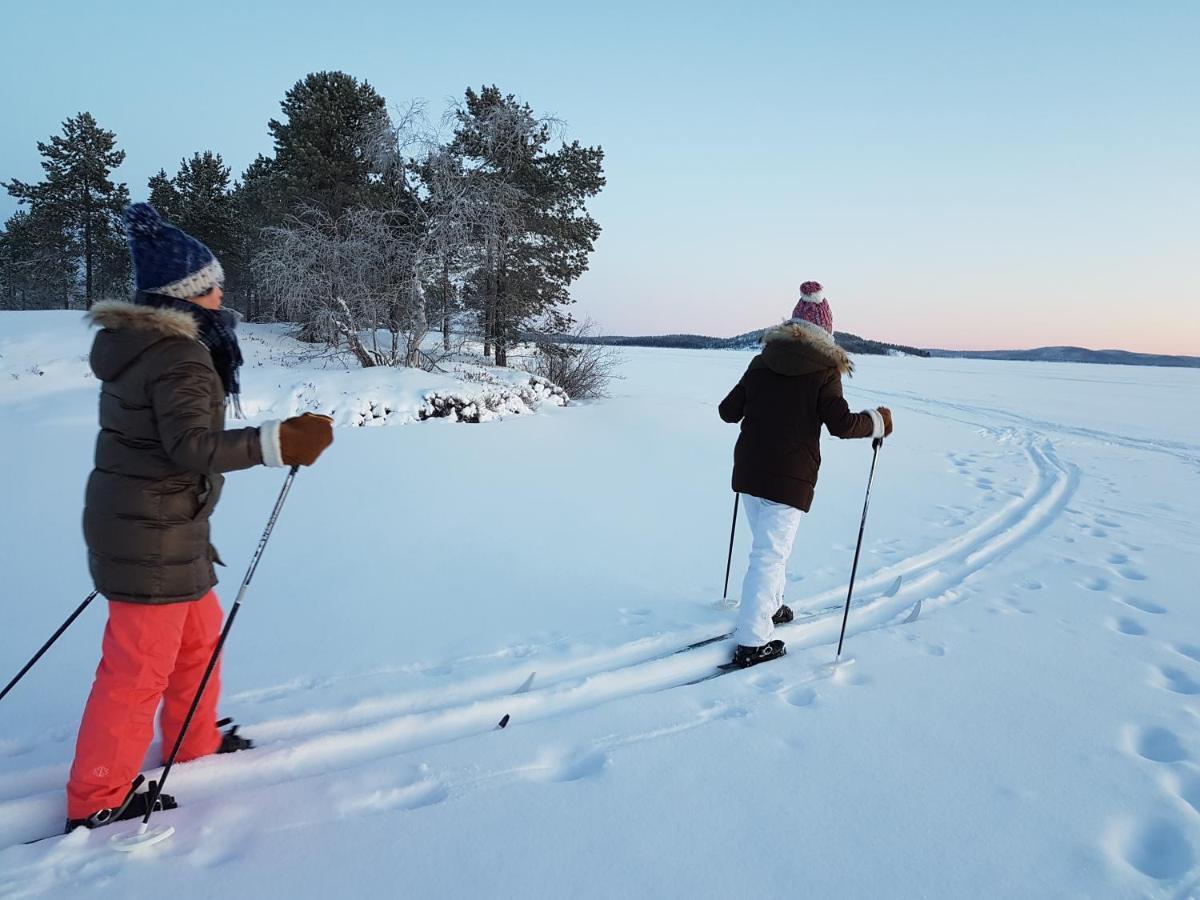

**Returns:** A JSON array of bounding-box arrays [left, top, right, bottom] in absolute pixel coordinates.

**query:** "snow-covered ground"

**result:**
[[1, 310, 1198, 898]]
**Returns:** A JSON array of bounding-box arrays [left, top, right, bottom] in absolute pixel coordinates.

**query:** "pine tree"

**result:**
[[0, 207, 78, 309], [268, 71, 389, 218], [5, 112, 129, 307], [452, 87, 604, 366], [231, 155, 285, 320], [147, 169, 180, 220]]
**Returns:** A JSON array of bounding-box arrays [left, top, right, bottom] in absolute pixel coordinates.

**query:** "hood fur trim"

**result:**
[[762, 320, 853, 375], [87, 300, 199, 341]]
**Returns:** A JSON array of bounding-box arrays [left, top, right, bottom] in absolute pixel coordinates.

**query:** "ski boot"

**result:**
[[721, 640, 787, 670], [216, 718, 255, 754], [64, 775, 176, 832]]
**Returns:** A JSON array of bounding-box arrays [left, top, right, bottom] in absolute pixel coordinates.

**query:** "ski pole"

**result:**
[[137, 465, 299, 835], [722, 492, 740, 604], [1, 590, 99, 704], [836, 438, 883, 662]]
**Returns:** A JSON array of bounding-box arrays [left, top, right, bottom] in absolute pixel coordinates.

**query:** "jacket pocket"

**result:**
[[193, 475, 221, 522]]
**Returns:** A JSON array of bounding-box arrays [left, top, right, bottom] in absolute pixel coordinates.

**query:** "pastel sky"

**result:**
[[3, 0, 1197, 354]]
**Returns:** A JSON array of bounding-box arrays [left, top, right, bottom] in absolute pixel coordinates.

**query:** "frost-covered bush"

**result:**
[[526, 320, 621, 400]]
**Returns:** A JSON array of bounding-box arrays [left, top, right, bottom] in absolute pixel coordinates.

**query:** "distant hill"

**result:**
[[568, 331, 1199, 369], [572, 330, 931, 358], [927, 346, 1200, 368]]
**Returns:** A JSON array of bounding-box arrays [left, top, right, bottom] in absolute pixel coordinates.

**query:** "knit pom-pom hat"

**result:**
[[124, 203, 224, 300], [790, 280, 833, 334]]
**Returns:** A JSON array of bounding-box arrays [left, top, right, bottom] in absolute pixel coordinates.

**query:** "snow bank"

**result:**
[[0, 311, 568, 427]]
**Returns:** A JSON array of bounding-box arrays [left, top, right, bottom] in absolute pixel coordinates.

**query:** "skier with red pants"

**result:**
[[719, 282, 894, 668], [66, 203, 334, 830]]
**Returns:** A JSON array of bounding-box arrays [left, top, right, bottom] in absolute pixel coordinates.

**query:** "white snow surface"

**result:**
[[1, 311, 1198, 898]]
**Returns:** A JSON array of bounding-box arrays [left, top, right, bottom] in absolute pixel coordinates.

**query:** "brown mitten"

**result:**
[[278, 413, 334, 466], [878, 406, 894, 437]]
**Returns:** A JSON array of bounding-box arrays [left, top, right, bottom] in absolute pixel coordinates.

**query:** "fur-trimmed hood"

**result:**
[[87, 300, 199, 340], [756, 319, 853, 377], [87, 300, 200, 382]]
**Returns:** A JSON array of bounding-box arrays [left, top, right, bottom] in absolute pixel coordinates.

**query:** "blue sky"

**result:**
[[2, 0, 1197, 353]]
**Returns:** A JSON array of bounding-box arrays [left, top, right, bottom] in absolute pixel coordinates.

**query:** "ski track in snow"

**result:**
[[0, 426, 1079, 858]]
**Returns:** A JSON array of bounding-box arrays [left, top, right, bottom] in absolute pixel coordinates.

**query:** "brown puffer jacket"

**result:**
[[84, 301, 266, 604], [719, 321, 881, 512]]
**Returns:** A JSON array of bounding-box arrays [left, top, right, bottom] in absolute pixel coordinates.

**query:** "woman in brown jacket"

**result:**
[[719, 282, 893, 668], [65, 204, 334, 831]]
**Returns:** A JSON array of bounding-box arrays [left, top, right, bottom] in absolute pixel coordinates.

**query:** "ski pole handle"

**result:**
[[873, 437, 883, 450]]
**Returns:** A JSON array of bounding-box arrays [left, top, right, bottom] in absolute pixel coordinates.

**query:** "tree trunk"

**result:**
[[494, 238, 508, 368], [341, 323, 377, 368], [483, 241, 495, 359], [83, 185, 94, 309], [441, 256, 451, 351]]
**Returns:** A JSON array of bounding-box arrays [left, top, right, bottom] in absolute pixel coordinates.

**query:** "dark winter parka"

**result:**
[[84, 301, 264, 604], [719, 322, 878, 512]]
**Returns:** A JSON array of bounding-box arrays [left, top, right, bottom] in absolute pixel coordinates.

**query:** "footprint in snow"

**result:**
[[0, 738, 35, 758], [1161, 769, 1200, 817], [529, 747, 611, 783], [1107, 617, 1147, 637], [1152, 666, 1200, 696], [1106, 552, 1129, 565], [188, 808, 258, 868], [1117, 566, 1148, 582], [1128, 725, 1189, 764], [783, 687, 817, 708], [618, 607, 652, 625], [1001, 596, 1035, 616], [1107, 816, 1195, 880], [336, 778, 449, 816], [1021, 578, 1043, 592], [748, 672, 785, 693], [1118, 597, 1167, 615], [1080, 575, 1110, 592], [332, 764, 449, 817], [700, 700, 750, 721], [903, 633, 947, 656], [1170, 643, 1200, 663]]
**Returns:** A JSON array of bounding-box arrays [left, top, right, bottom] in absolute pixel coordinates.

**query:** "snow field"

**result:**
[[1, 313, 1198, 897]]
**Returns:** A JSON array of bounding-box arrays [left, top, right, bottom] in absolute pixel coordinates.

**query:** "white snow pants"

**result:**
[[735, 494, 803, 647]]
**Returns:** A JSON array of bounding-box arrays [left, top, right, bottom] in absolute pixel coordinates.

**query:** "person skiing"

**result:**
[[718, 281, 893, 668], [65, 203, 334, 831]]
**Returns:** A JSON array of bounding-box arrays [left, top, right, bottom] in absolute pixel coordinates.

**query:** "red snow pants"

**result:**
[[66, 591, 224, 819]]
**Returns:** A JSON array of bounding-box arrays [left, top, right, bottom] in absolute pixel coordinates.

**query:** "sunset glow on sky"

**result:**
[[3, 1, 1196, 354]]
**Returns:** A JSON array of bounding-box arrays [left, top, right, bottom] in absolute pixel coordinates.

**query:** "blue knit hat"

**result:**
[[124, 203, 224, 299]]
